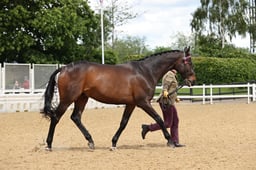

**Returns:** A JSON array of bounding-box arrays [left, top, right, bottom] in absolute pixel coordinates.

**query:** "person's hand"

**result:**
[[163, 90, 168, 98], [175, 98, 180, 102]]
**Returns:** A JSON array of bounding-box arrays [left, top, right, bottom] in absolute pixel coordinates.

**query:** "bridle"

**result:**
[[183, 52, 191, 65]]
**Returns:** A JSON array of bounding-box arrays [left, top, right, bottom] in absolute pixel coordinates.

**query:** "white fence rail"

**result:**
[[0, 83, 256, 113], [156, 83, 256, 104], [0, 92, 123, 113]]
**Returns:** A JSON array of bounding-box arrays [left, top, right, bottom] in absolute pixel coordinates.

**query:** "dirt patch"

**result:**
[[0, 102, 256, 169]]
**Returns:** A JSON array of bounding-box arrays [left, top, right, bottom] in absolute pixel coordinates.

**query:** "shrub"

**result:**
[[193, 57, 256, 84]]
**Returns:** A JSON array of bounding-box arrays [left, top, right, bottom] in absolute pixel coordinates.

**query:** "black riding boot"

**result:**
[[141, 124, 149, 139]]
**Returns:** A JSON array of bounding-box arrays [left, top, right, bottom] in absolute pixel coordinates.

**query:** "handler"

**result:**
[[141, 69, 185, 147]]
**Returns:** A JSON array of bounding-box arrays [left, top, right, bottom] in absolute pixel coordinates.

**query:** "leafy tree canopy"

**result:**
[[108, 35, 149, 63], [191, 0, 248, 48], [0, 0, 102, 64]]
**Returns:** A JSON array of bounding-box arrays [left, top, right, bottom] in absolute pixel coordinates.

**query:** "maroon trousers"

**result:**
[[148, 103, 179, 143]]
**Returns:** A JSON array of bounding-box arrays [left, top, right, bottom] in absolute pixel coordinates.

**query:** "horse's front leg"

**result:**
[[110, 105, 135, 150], [139, 102, 174, 147]]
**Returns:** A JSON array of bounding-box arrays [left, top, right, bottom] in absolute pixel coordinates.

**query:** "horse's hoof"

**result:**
[[88, 142, 95, 150], [167, 142, 175, 148], [109, 146, 117, 151], [45, 146, 52, 151]]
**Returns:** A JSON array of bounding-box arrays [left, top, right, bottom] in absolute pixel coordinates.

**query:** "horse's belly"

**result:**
[[89, 92, 134, 105]]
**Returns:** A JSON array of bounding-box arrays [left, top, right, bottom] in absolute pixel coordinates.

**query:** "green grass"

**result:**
[[154, 87, 248, 96]]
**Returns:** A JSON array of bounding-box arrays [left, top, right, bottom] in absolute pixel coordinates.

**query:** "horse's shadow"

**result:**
[[35, 143, 166, 152]]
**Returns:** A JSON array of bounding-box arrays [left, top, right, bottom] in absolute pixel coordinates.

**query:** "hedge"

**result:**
[[192, 57, 256, 85]]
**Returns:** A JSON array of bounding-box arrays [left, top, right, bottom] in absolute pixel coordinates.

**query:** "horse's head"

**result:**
[[174, 47, 196, 86]]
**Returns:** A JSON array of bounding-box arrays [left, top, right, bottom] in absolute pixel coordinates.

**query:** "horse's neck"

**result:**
[[140, 54, 179, 84]]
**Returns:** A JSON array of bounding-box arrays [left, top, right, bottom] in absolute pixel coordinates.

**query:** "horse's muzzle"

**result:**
[[184, 79, 195, 87]]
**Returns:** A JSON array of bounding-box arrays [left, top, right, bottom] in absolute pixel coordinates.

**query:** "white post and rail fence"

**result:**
[[155, 83, 256, 105]]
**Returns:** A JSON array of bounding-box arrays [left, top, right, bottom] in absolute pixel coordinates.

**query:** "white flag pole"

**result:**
[[100, 0, 104, 64]]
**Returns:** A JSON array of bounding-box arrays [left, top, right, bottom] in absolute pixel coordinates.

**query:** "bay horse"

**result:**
[[42, 47, 196, 151]]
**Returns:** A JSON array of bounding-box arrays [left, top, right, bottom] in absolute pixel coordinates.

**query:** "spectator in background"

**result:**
[[22, 76, 29, 89], [13, 80, 20, 89]]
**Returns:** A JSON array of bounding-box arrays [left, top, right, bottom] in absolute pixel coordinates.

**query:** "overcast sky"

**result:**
[[89, 0, 250, 49]]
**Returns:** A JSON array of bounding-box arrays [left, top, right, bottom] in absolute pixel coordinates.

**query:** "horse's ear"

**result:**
[[184, 46, 190, 54]]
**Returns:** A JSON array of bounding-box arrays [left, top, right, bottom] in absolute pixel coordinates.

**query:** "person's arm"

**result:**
[[162, 73, 175, 97]]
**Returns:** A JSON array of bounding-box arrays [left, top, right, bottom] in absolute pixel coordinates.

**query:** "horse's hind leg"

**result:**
[[46, 102, 70, 150], [111, 104, 135, 150], [70, 94, 95, 150]]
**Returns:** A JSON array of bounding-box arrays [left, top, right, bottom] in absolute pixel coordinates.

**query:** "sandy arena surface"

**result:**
[[0, 102, 256, 170]]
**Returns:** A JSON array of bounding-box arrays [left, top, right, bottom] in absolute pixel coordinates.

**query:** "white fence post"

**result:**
[[202, 84, 205, 104], [253, 84, 256, 102], [247, 83, 250, 104], [210, 84, 213, 104], [0, 66, 2, 94], [31, 64, 35, 93], [2, 63, 6, 94]]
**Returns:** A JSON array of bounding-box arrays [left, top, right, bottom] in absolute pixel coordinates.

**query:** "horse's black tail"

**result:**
[[42, 68, 61, 118]]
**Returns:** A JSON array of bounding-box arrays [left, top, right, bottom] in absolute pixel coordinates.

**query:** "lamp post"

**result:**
[[100, 0, 104, 64]]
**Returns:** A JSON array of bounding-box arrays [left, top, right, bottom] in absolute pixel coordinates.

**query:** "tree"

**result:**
[[153, 46, 172, 54], [191, 0, 248, 48], [110, 35, 149, 63], [0, 0, 102, 63], [170, 32, 195, 51], [104, 0, 138, 49], [87, 49, 118, 64]]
